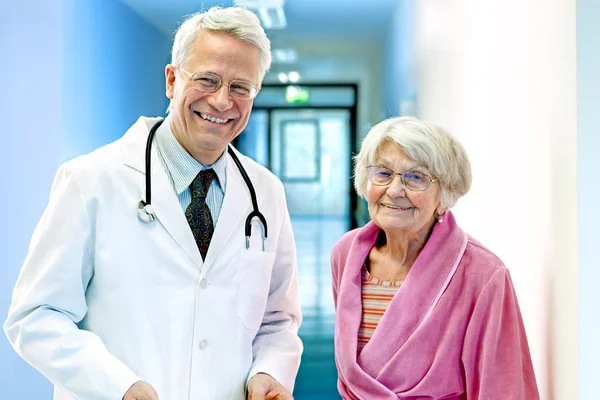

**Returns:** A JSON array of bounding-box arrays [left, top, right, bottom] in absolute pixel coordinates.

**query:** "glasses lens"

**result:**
[[191, 72, 220, 92], [402, 171, 430, 191], [229, 80, 256, 99], [367, 166, 394, 185]]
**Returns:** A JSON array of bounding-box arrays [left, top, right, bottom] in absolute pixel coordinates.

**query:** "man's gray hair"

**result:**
[[171, 6, 272, 80], [354, 117, 472, 209]]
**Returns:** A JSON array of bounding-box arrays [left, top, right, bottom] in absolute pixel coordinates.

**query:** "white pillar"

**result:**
[[577, 1, 600, 399], [414, 1, 578, 398]]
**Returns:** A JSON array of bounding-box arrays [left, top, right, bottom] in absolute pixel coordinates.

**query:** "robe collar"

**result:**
[[335, 211, 468, 399]]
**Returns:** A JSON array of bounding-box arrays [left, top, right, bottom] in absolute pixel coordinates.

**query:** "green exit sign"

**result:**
[[285, 86, 310, 104]]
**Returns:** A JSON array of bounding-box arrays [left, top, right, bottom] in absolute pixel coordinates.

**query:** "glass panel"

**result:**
[[281, 120, 319, 181], [271, 109, 351, 217]]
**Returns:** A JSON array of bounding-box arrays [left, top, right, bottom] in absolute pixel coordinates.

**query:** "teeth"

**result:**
[[200, 113, 228, 124], [383, 204, 412, 210]]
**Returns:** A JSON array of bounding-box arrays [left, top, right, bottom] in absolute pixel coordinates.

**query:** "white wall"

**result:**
[[414, 1, 578, 399], [577, 1, 600, 399]]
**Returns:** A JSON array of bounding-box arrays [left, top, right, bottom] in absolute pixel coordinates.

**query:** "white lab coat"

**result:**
[[4, 117, 303, 400]]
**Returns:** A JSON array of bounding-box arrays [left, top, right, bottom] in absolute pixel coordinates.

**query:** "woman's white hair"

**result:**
[[171, 6, 272, 80], [354, 117, 472, 209]]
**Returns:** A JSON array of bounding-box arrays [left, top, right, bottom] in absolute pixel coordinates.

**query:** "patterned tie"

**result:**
[[185, 169, 216, 260]]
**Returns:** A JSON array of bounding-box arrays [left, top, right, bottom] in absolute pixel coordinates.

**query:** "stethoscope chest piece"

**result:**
[[137, 200, 156, 223], [136, 118, 268, 251]]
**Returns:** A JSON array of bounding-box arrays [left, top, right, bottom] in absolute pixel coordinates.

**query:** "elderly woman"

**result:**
[[331, 117, 539, 399]]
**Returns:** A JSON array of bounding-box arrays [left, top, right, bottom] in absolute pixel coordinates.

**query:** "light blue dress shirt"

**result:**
[[154, 116, 227, 227]]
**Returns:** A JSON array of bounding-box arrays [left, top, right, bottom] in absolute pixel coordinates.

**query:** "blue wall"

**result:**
[[0, 0, 170, 397], [577, 1, 600, 398], [0, 2, 65, 395], [62, 0, 171, 160]]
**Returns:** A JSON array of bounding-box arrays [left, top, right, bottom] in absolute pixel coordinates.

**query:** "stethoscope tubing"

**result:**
[[138, 118, 268, 248]]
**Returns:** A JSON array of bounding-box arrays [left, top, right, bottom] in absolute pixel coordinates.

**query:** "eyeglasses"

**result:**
[[366, 166, 438, 191], [176, 66, 259, 100]]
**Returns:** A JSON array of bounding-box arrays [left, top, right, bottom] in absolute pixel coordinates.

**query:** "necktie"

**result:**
[[185, 169, 216, 260]]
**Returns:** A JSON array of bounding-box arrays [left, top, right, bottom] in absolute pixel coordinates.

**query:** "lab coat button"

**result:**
[[200, 279, 208, 289], [199, 340, 208, 350]]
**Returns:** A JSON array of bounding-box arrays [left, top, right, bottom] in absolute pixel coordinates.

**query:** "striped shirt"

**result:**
[[154, 116, 227, 227], [357, 264, 403, 354]]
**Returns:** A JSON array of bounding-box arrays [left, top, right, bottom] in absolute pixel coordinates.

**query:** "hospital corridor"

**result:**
[[292, 217, 346, 399], [1, 0, 599, 399]]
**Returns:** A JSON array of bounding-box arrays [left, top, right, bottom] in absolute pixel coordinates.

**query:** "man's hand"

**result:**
[[123, 381, 159, 400], [247, 373, 293, 400]]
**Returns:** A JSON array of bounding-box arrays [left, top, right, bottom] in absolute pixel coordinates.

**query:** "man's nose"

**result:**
[[207, 85, 232, 111]]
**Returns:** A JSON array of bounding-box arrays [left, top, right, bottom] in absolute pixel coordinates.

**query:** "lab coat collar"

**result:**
[[121, 116, 255, 271], [122, 116, 163, 175], [121, 117, 202, 267]]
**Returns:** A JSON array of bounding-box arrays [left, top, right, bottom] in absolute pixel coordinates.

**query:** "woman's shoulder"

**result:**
[[444, 233, 515, 303], [460, 235, 508, 280], [330, 224, 376, 272], [331, 222, 379, 256], [332, 228, 361, 253]]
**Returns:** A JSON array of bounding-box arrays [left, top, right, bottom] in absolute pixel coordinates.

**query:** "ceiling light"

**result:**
[[288, 71, 300, 83], [272, 48, 297, 64], [233, 0, 287, 29], [277, 72, 289, 83]]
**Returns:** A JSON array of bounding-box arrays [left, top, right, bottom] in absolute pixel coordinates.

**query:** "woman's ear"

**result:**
[[435, 202, 445, 216], [435, 207, 446, 223]]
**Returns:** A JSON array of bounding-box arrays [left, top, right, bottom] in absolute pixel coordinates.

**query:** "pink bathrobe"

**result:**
[[331, 211, 539, 400]]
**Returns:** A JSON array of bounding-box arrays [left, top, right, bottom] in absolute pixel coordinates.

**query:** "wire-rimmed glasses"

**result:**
[[177, 66, 259, 100], [366, 166, 438, 191]]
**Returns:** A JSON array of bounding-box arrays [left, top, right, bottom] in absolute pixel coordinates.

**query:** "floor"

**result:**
[[290, 216, 349, 400]]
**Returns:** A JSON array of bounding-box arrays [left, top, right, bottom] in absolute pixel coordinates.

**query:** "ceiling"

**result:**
[[118, 0, 399, 83]]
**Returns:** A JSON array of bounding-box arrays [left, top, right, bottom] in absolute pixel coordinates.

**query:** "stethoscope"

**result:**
[[136, 118, 268, 251]]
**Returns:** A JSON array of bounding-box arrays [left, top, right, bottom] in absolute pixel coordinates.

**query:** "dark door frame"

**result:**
[[234, 83, 359, 229]]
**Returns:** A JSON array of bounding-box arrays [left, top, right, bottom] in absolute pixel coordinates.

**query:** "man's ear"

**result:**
[[165, 64, 176, 100]]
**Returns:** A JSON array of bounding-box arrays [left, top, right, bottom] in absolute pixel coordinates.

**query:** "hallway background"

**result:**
[[1, 0, 598, 399]]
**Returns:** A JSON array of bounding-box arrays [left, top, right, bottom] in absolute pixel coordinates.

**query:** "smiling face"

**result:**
[[366, 141, 443, 238], [165, 30, 261, 165]]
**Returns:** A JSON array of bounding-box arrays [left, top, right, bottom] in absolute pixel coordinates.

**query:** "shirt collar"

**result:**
[[155, 115, 227, 195]]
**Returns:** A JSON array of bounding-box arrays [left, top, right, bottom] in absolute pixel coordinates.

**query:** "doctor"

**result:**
[[4, 6, 302, 400]]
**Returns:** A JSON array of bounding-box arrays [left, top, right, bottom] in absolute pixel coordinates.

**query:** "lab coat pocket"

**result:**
[[236, 250, 276, 331]]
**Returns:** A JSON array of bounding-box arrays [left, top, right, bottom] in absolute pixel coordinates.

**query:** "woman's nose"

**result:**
[[385, 175, 407, 198]]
